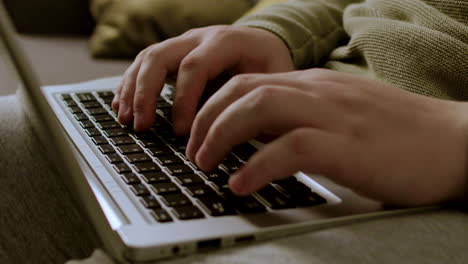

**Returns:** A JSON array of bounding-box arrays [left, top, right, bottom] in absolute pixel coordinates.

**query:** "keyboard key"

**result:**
[[109, 136, 135, 146], [156, 100, 172, 109], [102, 97, 113, 105], [133, 162, 160, 173], [173, 174, 204, 186], [133, 131, 155, 140], [141, 172, 171, 183], [113, 163, 131, 174], [140, 138, 165, 148], [166, 164, 193, 175], [185, 184, 217, 197], [272, 176, 298, 185], [130, 184, 150, 196], [86, 108, 108, 116], [256, 185, 295, 209], [151, 208, 172, 222], [97, 121, 121, 130], [125, 153, 152, 163], [155, 154, 184, 166], [64, 99, 77, 107], [203, 169, 229, 182], [151, 182, 180, 195], [85, 128, 101, 137], [74, 113, 88, 121], [98, 144, 115, 154], [158, 108, 172, 120], [92, 115, 114, 122], [152, 120, 172, 133], [121, 173, 141, 184], [105, 153, 123, 164], [92, 136, 108, 145], [117, 144, 143, 154], [223, 191, 266, 214], [60, 94, 72, 100], [210, 177, 230, 192], [76, 93, 96, 102], [224, 153, 239, 162], [221, 160, 243, 174], [81, 101, 101, 108], [147, 145, 173, 157], [275, 181, 326, 207], [198, 196, 236, 216], [232, 143, 257, 162], [140, 195, 161, 208], [68, 106, 83, 114], [97, 91, 114, 98], [103, 128, 128, 137], [173, 206, 205, 220], [163, 136, 188, 153], [80, 120, 95, 129], [160, 193, 192, 207]]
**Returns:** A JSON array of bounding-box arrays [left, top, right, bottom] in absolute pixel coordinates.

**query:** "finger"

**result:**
[[132, 37, 199, 131], [113, 49, 147, 113], [195, 86, 337, 171], [172, 39, 244, 136], [186, 73, 261, 161], [229, 128, 346, 195], [117, 49, 151, 125], [186, 72, 312, 162]]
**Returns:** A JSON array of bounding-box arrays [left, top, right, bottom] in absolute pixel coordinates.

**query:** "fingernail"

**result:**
[[186, 138, 195, 162], [195, 146, 207, 170], [134, 113, 143, 131]]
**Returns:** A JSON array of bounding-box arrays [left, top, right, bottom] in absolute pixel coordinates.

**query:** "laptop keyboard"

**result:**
[[60, 91, 326, 223]]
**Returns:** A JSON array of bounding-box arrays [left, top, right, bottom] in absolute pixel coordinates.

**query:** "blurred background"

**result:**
[[0, 0, 256, 95]]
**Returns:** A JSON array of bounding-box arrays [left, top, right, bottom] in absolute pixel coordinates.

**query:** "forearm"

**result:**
[[235, 0, 363, 69]]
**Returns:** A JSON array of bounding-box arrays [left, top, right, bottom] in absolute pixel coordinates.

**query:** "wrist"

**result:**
[[454, 101, 468, 202]]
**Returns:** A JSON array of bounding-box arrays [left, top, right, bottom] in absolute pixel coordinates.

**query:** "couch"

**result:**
[[0, 1, 467, 264]]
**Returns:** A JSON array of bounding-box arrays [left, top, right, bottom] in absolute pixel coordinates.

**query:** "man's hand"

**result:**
[[112, 25, 294, 133], [187, 69, 468, 206]]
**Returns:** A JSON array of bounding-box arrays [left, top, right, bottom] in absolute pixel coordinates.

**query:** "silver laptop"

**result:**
[[0, 4, 424, 263]]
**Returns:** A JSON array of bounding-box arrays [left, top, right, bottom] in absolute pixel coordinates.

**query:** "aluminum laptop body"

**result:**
[[1, 4, 426, 263]]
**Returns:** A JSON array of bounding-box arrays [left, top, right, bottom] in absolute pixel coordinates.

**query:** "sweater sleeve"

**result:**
[[234, 0, 363, 69]]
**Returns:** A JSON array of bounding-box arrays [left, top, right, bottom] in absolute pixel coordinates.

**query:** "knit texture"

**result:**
[[235, 0, 468, 100]]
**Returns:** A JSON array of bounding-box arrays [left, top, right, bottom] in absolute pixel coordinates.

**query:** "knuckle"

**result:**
[[209, 26, 236, 41], [248, 85, 280, 112], [179, 56, 203, 73], [345, 115, 368, 140], [208, 123, 225, 142], [182, 27, 202, 38], [230, 74, 255, 90], [287, 129, 312, 158], [143, 46, 161, 60]]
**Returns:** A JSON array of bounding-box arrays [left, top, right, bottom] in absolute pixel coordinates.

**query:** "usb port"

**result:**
[[235, 235, 255, 244], [197, 238, 221, 251]]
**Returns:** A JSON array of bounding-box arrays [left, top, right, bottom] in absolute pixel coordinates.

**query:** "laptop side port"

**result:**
[[197, 238, 222, 251], [234, 235, 255, 244]]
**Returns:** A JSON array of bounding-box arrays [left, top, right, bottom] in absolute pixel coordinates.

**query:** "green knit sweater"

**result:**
[[235, 0, 468, 100]]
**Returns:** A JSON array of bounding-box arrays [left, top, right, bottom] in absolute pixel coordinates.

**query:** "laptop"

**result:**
[[0, 3, 428, 263]]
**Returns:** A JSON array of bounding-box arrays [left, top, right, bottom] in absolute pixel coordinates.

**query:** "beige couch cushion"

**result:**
[[89, 0, 256, 58]]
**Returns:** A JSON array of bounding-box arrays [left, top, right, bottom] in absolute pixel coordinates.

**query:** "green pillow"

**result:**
[[89, 0, 256, 58]]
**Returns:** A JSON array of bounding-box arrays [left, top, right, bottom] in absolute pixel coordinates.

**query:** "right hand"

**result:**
[[112, 25, 294, 134]]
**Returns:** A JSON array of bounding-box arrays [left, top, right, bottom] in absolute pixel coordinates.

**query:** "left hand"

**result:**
[[187, 69, 468, 206]]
